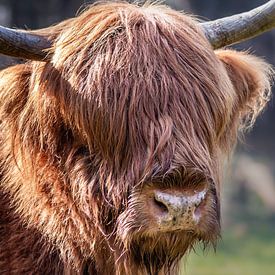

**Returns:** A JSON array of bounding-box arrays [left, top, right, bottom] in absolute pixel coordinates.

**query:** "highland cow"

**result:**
[[0, 2, 273, 275]]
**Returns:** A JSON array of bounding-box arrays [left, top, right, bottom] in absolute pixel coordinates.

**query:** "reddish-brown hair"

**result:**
[[0, 2, 272, 274]]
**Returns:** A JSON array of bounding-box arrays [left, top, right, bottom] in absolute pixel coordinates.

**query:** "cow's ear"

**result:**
[[216, 49, 273, 129]]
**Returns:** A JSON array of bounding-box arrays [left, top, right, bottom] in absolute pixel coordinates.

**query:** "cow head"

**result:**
[[0, 2, 273, 274]]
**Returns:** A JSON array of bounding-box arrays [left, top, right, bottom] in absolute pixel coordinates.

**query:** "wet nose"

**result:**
[[153, 190, 206, 228]]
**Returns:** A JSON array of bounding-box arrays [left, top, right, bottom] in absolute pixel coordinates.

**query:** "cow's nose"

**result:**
[[152, 190, 206, 229]]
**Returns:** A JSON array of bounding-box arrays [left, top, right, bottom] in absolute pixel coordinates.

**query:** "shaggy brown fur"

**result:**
[[0, 2, 273, 274]]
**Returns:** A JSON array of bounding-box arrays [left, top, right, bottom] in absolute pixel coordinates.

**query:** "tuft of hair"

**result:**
[[216, 49, 273, 131]]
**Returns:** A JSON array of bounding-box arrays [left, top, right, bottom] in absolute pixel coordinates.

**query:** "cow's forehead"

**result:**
[[49, 2, 234, 178]]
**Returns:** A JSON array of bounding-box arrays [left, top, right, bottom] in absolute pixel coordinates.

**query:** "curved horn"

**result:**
[[0, 26, 51, 61], [201, 0, 275, 49]]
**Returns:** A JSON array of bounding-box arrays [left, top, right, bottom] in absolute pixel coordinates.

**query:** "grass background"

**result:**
[[182, 227, 275, 275]]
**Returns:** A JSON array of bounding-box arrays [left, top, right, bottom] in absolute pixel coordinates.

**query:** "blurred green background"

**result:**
[[0, 1, 274, 274]]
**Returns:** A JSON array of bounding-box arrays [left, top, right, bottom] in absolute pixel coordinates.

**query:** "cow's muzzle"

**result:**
[[149, 187, 207, 231]]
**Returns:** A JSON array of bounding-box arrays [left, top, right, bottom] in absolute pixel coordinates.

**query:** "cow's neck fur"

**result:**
[[0, 187, 64, 274]]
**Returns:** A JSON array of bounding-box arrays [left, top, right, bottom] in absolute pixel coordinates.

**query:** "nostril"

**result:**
[[153, 197, 169, 214], [148, 189, 207, 229]]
